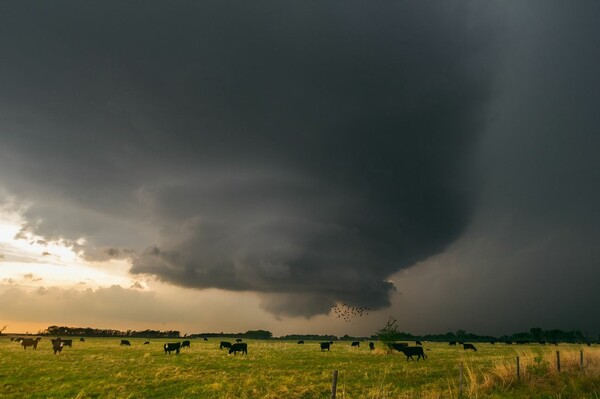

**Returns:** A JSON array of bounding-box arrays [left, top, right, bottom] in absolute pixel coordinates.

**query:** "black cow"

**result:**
[[415, 341, 422, 346], [369, 342, 375, 350], [229, 343, 248, 355], [164, 342, 181, 355], [449, 341, 457, 346], [51, 339, 64, 354], [297, 340, 304, 344], [204, 338, 208, 341], [320, 342, 331, 351], [80, 338, 85, 342], [181, 340, 191, 348], [396, 346, 427, 361], [61, 339, 73, 347], [21, 337, 41, 350], [220, 341, 232, 350], [351, 341, 360, 347], [463, 343, 477, 351], [144, 341, 150, 345], [391, 343, 408, 351], [120, 340, 131, 346], [236, 339, 242, 343]]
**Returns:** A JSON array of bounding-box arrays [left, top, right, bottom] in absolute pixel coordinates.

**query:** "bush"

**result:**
[[376, 317, 403, 353]]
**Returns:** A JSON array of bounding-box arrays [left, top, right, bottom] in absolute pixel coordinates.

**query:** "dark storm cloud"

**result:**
[[0, 2, 500, 316], [389, 1, 600, 335], [471, 1, 600, 331]]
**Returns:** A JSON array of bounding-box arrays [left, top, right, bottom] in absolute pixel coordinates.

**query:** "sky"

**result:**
[[1, 2, 599, 337]]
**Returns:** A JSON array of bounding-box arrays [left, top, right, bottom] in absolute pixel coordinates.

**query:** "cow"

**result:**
[[164, 342, 181, 355], [369, 342, 375, 350], [396, 346, 427, 361], [463, 343, 477, 351], [351, 341, 360, 347], [415, 341, 422, 346], [120, 340, 131, 346], [51, 339, 64, 354], [504, 341, 512, 345], [489, 341, 495, 345], [181, 340, 191, 349], [80, 338, 85, 342], [391, 343, 408, 352], [220, 341, 232, 350], [229, 343, 248, 355], [458, 341, 464, 345], [204, 338, 208, 341], [449, 341, 457, 346], [298, 340, 304, 344], [144, 341, 150, 345], [21, 337, 41, 350], [236, 339, 243, 343], [61, 339, 73, 347], [320, 342, 331, 351]]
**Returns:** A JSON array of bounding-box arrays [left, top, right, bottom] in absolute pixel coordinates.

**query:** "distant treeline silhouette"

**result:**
[[277, 334, 345, 341], [189, 330, 273, 340], [43, 326, 181, 338], [373, 328, 592, 344], [33, 325, 594, 343]]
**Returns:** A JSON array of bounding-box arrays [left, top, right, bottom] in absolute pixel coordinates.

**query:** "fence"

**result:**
[[331, 350, 588, 398]]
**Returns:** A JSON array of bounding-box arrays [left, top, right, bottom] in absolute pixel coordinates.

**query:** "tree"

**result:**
[[530, 327, 543, 341], [244, 330, 273, 340], [376, 317, 403, 353]]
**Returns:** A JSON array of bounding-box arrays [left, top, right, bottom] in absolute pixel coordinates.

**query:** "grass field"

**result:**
[[2, 337, 600, 398]]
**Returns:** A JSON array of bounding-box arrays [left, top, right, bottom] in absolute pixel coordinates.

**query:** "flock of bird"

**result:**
[[330, 304, 370, 323]]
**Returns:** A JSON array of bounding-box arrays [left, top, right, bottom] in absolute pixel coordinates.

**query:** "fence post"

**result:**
[[516, 356, 520, 380], [459, 361, 463, 397], [556, 351, 561, 372], [331, 370, 338, 399]]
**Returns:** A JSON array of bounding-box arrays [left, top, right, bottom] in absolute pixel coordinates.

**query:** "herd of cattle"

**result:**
[[9, 337, 575, 360]]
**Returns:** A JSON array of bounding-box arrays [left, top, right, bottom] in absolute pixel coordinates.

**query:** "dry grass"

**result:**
[[2, 338, 600, 398], [460, 347, 600, 397]]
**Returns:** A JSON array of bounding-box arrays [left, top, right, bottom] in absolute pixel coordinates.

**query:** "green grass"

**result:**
[[2, 338, 600, 398]]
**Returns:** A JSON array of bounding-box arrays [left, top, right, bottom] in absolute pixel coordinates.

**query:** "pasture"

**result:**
[[2, 338, 600, 398]]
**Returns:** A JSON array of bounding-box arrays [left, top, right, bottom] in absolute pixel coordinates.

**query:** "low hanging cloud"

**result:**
[[0, 2, 500, 317]]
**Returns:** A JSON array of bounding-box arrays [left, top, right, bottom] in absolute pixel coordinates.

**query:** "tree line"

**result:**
[[13, 323, 596, 343], [376, 317, 595, 345], [189, 330, 273, 340], [42, 326, 181, 338], [41, 326, 273, 339]]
